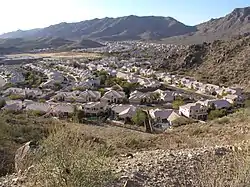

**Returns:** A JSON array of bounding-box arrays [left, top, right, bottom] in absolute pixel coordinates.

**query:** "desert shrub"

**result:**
[[245, 99, 250, 108], [8, 94, 23, 100], [172, 116, 196, 127], [0, 111, 51, 176], [208, 109, 227, 120], [172, 98, 185, 109], [132, 110, 146, 126], [25, 126, 114, 187], [214, 117, 230, 124]]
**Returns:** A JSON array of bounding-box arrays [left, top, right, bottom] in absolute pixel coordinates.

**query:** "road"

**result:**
[[165, 84, 216, 100]]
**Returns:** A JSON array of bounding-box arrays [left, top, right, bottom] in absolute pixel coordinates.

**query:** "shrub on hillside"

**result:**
[[25, 126, 114, 187], [208, 109, 227, 120]]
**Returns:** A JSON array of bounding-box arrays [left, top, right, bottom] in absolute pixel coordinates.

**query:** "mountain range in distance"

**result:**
[[0, 6, 250, 51]]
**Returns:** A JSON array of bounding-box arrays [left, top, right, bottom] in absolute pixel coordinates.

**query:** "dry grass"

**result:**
[[24, 125, 114, 187], [6, 52, 102, 59], [2, 109, 250, 186]]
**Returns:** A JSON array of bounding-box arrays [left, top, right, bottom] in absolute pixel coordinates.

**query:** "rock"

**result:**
[[214, 147, 228, 156], [126, 153, 134, 159], [15, 141, 38, 173], [123, 179, 141, 187]]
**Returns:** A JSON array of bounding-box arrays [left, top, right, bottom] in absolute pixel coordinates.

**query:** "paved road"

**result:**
[[165, 84, 216, 100]]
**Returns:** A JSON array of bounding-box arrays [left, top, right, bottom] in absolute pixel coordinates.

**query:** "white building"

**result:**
[[179, 102, 208, 120]]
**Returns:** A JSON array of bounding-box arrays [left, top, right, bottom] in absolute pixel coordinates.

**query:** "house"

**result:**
[[3, 88, 42, 99], [117, 72, 129, 79], [149, 108, 180, 125], [111, 105, 137, 119], [153, 89, 175, 102], [200, 99, 231, 109], [200, 84, 220, 95], [81, 102, 107, 115], [101, 90, 126, 104], [85, 78, 101, 87], [25, 102, 51, 113], [52, 104, 74, 116], [53, 90, 101, 103], [179, 102, 208, 120], [129, 91, 152, 104], [78, 90, 101, 103], [224, 94, 245, 106]]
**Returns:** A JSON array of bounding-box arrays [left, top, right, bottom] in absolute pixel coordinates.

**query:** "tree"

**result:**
[[73, 106, 85, 123], [132, 110, 146, 126], [0, 99, 6, 109], [54, 83, 62, 91], [172, 98, 185, 109], [150, 92, 161, 102], [208, 109, 227, 120], [98, 88, 105, 96]]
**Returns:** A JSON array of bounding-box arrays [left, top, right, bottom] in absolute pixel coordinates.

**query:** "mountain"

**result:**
[[0, 37, 103, 54], [0, 15, 197, 41], [162, 6, 250, 44], [1, 7, 250, 44]]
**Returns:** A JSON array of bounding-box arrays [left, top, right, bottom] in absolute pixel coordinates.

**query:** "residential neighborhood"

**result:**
[[0, 41, 247, 131]]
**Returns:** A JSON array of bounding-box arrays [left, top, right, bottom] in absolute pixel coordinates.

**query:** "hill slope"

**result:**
[[0, 15, 196, 41], [162, 6, 250, 44], [0, 37, 103, 53], [158, 35, 250, 88], [1, 7, 250, 43]]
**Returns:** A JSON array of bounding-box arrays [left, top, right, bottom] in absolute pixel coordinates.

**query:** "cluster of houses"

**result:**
[[0, 51, 246, 130], [0, 66, 25, 84]]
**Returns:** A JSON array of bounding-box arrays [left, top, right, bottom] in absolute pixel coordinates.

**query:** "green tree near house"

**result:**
[[132, 110, 146, 126], [150, 92, 161, 102], [208, 109, 227, 120], [73, 106, 85, 123], [172, 98, 185, 109], [98, 88, 106, 96]]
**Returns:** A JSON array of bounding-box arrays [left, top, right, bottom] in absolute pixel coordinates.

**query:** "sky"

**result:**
[[0, 0, 250, 34]]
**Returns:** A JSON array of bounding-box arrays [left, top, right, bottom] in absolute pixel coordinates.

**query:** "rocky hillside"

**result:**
[[2, 6, 250, 44], [162, 6, 250, 44], [0, 16, 197, 41], [0, 37, 103, 53], [121, 35, 246, 88], [1, 109, 250, 186]]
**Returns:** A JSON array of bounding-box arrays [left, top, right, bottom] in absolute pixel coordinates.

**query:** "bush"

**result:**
[[8, 94, 24, 100], [172, 116, 196, 127], [25, 126, 114, 187], [214, 117, 230, 124], [0, 112, 51, 176], [208, 109, 227, 120], [245, 99, 250, 108], [172, 99, 185, 110], [132, 110, 146, 126]]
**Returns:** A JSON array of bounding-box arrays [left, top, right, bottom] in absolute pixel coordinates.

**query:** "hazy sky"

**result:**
[[0, 0, 250, 34]]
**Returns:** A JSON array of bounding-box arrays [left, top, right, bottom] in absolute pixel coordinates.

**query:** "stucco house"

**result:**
[[101, 90, 126, 104], [25, 102, 51, 113], [129, 91, 152, 104], [81, 102, 108, 116], [149, 108, 180, 125], [199, 99, 231, 110], [179, 102, 208, 120], [111, 105, 137, 120]]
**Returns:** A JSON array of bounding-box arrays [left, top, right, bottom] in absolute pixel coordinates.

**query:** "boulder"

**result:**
[[14, 141, 38, 173]]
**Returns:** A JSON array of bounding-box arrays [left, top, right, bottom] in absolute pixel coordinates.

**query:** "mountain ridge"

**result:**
[[0, 15, 197, 41], [1, 6, 250, 44]]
